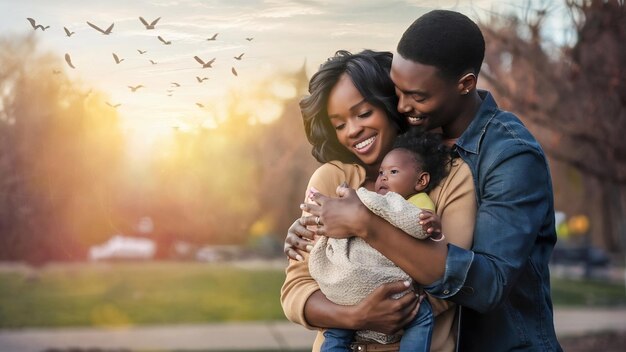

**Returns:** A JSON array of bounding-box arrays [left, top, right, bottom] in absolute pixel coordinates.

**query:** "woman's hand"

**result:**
[[302, 186, 372, 239], [351, 281, 422, 334], [283, 216, 319, 261]]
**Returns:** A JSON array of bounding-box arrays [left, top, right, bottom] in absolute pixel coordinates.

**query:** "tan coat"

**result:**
[[280, 158, 476, 352]]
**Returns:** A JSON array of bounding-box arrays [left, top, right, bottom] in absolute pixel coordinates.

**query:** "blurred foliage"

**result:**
[[0, 34, 317, 263], [0, 35, 125, 263]]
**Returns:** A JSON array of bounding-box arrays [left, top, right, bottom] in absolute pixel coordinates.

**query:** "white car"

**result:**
[[89, 235, 156, 261]]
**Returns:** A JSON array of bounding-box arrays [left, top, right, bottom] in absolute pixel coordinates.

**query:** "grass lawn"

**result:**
[[0, 261, 624, 328], [551, 276, 626, 306], [0, 261, 286, 328]]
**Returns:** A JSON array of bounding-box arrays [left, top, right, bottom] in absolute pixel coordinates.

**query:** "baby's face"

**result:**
[[375, 149, 423, 198]]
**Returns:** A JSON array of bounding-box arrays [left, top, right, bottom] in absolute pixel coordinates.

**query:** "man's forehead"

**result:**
[[391, 55, 440, 89]]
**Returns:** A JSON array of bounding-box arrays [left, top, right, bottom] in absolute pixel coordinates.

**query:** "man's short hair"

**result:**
[[397, 10, 485, 80]]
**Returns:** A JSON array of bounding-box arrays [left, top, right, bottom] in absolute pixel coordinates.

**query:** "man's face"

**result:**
[[390, 54, 462, 134]]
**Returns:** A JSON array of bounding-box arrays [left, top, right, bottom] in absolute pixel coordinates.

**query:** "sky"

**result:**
[[0, 0, 571, 138]]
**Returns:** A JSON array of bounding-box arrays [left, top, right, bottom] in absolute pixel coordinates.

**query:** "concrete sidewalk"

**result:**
[[1, 308, 625, 352]]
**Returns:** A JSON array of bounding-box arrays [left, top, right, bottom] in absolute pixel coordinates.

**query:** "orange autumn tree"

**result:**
[[0, 35, 125, 263]]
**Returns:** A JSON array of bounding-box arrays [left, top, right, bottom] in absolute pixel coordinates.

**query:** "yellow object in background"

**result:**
[[568, 215, 590, 236]]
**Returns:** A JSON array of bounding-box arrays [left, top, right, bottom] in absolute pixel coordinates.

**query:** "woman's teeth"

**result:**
[[355, 136, 376, 150]]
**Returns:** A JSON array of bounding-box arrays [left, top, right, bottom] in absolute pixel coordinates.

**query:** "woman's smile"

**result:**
[[353, 135, 377, 154]]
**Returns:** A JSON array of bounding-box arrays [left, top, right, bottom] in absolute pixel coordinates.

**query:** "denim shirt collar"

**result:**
[[455, 90, 499, 155]]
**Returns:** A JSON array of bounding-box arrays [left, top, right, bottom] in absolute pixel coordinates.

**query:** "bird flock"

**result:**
[[26, 16, 255, 110]]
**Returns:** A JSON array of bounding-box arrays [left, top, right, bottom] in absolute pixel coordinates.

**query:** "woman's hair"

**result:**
[[397, 10, 485, 80], [392, 131, 451, 193], [300, 50, 407, 164]]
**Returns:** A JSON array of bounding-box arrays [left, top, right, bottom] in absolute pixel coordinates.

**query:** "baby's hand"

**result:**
[[419, 210, 445, 241]]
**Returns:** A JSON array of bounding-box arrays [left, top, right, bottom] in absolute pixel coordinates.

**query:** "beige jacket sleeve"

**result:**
[[280, 161, 365, 329]]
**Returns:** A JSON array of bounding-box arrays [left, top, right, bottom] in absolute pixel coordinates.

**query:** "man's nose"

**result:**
[[397, 94, 412, 114]]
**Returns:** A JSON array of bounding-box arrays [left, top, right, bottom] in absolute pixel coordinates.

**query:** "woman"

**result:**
[[280, 50, 476, 352]]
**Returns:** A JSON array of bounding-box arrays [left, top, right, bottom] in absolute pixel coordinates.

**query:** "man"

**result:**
[[305, 10, 562, 351]]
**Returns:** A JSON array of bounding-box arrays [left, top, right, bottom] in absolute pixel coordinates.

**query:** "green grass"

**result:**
[[551, 277, 626, 306], [0, 262, 287, 328], [0, 262, 624, 328]]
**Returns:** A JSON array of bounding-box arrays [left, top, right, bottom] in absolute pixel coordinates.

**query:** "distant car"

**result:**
[[195, 245, 243, 262], [89, 235, 156, 261]]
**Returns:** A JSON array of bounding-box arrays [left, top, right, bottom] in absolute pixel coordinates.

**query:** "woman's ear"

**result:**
[[414, 172, 430, 192], [457, 72, 476, 95]]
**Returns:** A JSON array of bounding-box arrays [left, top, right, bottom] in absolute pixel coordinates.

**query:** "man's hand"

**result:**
[[301, 186, 372, 239]]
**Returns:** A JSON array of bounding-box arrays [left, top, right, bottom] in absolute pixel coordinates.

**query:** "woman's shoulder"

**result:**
[[312, 160, 364, 179], [309, 161, 366, 194]]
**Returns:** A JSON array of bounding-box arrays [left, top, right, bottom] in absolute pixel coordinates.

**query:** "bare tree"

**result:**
[[479, 0, 625, 252]]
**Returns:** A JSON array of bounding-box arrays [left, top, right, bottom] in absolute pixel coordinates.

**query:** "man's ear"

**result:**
[[457, 72, 476, 95], [414, 172, 430, 192]]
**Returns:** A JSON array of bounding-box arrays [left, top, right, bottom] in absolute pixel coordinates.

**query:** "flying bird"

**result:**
[[128, 85, 144, 92], [206, 33, 218, 41], [231, 67, 238, 76], [63, 27, 75, 37], [245, 37, 254, 41], [139, 16, 161, 30], [26, 18, 49, 31], [196, 103, 204, 108], [171, 82, 181, 87], [194, 56, 215, 68], [234, 53, 244, 60], [149, 59, 157, 65], [196, 76, 208, 83], [112, 53, 124, 64], [64, 53, 76, 69], [52, 69, 61, 75], [157, 35, 171, 45], [137, 49, 147, 55], [87, 21, 114, 35], [106, 102, 121, 108]]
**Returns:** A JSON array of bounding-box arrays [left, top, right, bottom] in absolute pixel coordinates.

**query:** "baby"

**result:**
[[309, 132, 450, 352]]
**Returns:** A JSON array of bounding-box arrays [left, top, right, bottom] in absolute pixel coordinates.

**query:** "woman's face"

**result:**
[[326, 74, 397, 167]]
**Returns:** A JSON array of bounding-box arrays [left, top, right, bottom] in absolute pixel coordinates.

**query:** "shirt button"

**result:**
[[443, 289, 450, 295]]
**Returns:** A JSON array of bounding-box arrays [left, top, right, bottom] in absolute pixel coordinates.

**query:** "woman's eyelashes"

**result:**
[[357, 110, 373, 118], [331, 110, 371, 130]]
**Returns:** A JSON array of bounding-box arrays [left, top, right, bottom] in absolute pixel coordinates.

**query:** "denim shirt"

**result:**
[[425, 91, 563, 351]]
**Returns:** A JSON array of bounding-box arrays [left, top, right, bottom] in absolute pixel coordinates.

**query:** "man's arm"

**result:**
[[426, 146, 552, 313]]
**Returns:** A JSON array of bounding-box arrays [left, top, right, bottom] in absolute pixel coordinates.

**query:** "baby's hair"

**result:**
[[392, 132, 451, 193]]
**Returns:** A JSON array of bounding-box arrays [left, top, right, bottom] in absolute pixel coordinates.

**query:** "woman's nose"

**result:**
[[346, 121, 363, 138]]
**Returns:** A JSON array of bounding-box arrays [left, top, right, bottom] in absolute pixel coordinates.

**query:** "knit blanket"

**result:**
[[309, 188, 427, 344]]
